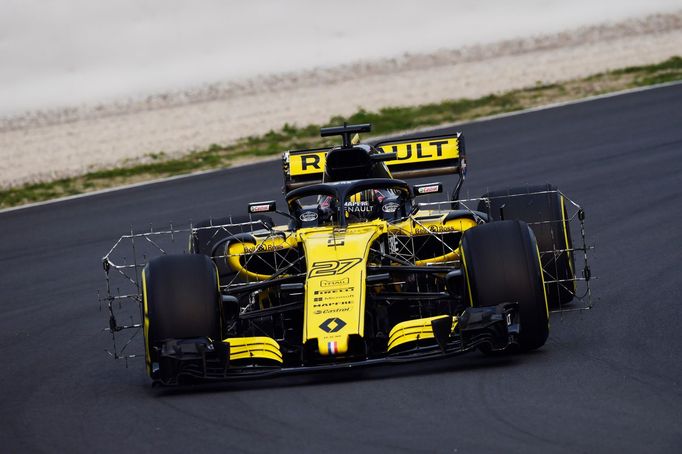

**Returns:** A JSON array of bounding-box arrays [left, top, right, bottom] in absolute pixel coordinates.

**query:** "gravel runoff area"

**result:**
[[1, 11, 681, 189]]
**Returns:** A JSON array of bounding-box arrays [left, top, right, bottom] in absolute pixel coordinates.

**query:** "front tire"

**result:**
[[461, 220, 549, 351], [142, 254, 220, 379]]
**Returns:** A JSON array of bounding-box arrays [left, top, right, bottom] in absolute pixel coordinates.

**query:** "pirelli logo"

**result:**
[[288, 136, 459, 176]]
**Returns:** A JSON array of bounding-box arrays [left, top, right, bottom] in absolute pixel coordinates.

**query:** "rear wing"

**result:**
[[282, 132, 465, 191]]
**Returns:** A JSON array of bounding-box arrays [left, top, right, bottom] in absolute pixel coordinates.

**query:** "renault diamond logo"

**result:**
[[319, 317, 347, 333]]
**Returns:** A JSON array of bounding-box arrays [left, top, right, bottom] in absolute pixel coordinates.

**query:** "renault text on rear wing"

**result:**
[[283, 132, 465, 190]]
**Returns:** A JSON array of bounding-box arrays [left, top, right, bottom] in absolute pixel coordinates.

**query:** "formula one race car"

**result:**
[[101, 123, 591, 385]]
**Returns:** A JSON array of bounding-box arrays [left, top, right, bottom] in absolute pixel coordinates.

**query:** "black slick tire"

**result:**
[[461, 220, 549, 351], [142, 254, 220, 379]]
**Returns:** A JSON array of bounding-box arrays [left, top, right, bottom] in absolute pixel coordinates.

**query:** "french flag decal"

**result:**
[[328, 341, 338, 355]]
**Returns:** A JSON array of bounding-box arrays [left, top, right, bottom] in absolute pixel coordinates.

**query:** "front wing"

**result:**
[[152, 303, 519, 385]]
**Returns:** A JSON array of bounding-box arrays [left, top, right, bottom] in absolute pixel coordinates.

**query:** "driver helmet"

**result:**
[[346, 188, 392, 220]]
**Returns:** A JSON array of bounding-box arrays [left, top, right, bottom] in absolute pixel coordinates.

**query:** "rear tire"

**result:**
[[478, 184, 575, 307], [142, 254, 220, 378], [461, 220, 549, 351]]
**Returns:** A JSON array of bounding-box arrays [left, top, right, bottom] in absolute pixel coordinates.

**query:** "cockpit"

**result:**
[[286, 179, 415, 228]]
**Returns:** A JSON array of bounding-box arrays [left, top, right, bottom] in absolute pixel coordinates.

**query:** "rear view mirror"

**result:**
[[248, 200, 277, 214], [413, 183, 443, 196]]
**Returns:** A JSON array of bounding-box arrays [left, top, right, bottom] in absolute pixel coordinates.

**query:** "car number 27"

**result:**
[[309, 258, 362, 277]]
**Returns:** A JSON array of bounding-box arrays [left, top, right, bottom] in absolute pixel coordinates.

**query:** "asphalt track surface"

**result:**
[[1, 84, 681, 453]]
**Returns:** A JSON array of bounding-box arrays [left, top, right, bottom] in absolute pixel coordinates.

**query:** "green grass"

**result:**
[[2, 56, 681, 209], [612, 56, 682, 86]]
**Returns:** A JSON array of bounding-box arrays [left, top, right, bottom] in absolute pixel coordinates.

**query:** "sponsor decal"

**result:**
[[415, 184, 441, 195], [314, 307, 352, 315], [300, 154, 321, 171], [312, 300, 353, 307], [242, 243, 288, 253], [382, 202, 400, 213], [314, 287, 354, 296], [299, 211, 318, 222], [413, 225, 459, 234], [327, 235, 345, 247], [345, 201, 372, 213], [287, 137, 459, 177], [378, 139, 457, 162], [319, 317, 347, 333], [248, 200, 276, 213], [309, 258, 362, 277], [320, 277, 350, 287], [289, 151, 326, 175], [325, 295, 355, 301]]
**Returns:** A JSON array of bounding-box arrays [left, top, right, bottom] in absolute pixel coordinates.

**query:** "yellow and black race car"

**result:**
[[102, 123, 591, 385]]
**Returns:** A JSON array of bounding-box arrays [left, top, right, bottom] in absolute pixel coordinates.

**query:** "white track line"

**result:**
[[1, 80, 680, 215]]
